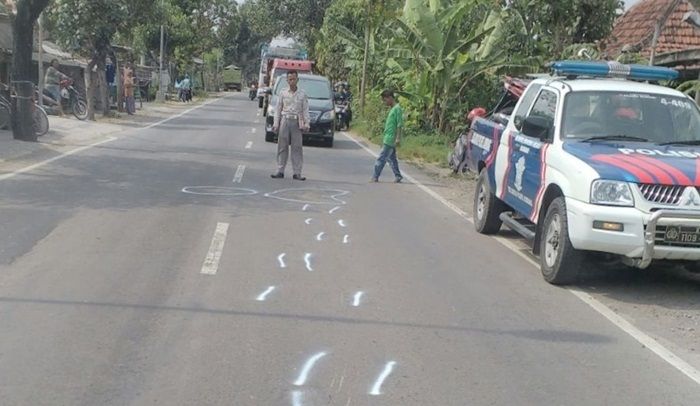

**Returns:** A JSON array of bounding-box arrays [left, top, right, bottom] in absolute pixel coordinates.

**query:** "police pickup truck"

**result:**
[[465, 61, 700, 284]]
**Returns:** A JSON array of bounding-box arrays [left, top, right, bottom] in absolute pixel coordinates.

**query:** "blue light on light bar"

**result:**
[[551, 60, 679, 81]]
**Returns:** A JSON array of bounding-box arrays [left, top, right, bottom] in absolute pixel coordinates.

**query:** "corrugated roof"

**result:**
[[605, 0, 700, 57]]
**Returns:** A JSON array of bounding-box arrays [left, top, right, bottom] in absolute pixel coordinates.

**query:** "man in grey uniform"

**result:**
[[271, 71, 310, 181]]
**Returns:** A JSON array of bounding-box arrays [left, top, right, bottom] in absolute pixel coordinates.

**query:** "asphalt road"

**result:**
[[0, 94, 699, 405]]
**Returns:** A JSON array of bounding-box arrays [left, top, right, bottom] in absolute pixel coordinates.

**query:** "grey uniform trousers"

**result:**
[[277, 117, 304, 175]]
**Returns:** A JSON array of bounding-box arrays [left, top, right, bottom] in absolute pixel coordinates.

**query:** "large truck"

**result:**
[[256, 42, 309, 108], [464, 60, 700, 284], [222, 65, 242, 91]]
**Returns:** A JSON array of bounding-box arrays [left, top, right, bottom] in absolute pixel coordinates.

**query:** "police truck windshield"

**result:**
[[562, 91, 700, 144]]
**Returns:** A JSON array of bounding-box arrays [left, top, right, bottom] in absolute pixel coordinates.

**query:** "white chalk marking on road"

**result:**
[[352, 291, 364, 307], [337, 219, 347, 228], [302, 204, 310, 211], [329, 206, 341, 214], [200, 222, 230, 275], [256, 286, 276, 301], [369, 361, 397, 395], [304, 253, 313, 271], [305, 218, 313, 225], [256, 111, 261, 117], [245, 141, 253, 149], [278, 253, 287, 269], [233, 165, 246, 183], [291, 390, 303, 406], [316, 232, 325, 241], [143, 97, 220, 130], [344, 129, 700, 388], [343, 235, 350, 244], [294, 351, 328, 386], [0, 136, 117, 183], [181, 186, 257, 197], [264, 188, 350, 205], [251, 127, 257, 134]]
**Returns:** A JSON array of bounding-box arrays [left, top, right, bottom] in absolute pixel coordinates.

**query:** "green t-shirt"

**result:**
[[382, 104, 403, 146]]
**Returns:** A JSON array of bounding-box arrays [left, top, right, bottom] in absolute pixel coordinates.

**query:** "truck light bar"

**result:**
[[551, 60, 679, 81]]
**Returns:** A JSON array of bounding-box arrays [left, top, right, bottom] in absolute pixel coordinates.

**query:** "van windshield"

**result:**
[[274, 78, 331, 100], [562, 91, 700, 144]]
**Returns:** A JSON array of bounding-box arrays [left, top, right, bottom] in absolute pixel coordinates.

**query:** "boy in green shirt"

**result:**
[[372, 89, 404, 183]]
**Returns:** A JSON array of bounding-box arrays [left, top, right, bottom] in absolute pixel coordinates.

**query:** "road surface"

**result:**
[[0, 94, 699, 405]]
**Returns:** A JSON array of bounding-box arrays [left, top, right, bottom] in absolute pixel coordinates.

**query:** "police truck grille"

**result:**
[[638, 184, 684, 205]]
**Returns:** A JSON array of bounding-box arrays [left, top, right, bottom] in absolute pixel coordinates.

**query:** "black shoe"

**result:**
[[270, 172, 284, 179], [293, 174, 306, 181]]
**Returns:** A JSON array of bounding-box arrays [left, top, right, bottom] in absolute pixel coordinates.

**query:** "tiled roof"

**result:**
[[605, 0, 700, 57]]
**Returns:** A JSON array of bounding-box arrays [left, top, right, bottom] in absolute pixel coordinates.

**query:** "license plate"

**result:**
[[664, 226, 700, 243]]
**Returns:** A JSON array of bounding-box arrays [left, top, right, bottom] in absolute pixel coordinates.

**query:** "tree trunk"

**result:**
[[11, 0, 51, 141], [97, 58, 110, 117], [360, 0, 371, 114], [86, 60, 98, 121]]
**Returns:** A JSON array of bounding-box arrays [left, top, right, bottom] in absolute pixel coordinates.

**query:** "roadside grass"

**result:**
[[353, 117, 453, 168]]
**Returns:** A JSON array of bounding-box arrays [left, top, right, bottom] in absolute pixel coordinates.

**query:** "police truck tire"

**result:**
[[539, 197, 584, 285], [473, 169, 505, 234]]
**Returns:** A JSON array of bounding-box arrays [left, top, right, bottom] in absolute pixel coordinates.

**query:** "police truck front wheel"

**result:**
[[539, 197, 584, 285], [473, 169, 505, 234]]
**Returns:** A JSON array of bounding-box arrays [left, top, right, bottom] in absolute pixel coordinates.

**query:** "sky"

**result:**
[[624, 0, 641, 9]]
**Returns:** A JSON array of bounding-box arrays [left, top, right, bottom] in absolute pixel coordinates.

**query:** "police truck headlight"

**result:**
[[320, 110, 335, 121], [590, 180, 634, 206]]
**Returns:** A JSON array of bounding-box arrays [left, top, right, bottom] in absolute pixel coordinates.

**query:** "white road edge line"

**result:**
[[256, 286, 276, 301], [143, 97, 220, 130], [278, 253, 287, 269], [233, 165, 246, 183], [329, 206, 341, 214], [316, 232, 325, 241], [369, 361, 397, 395], [304, 253, 313, 271], [352, 291, 364, 307], [342, 130, 700, 386], [0, 136, 117, 182], [294, 351, 328, 386], [245, 141, 253, 149], [200, 222, 230, 275]]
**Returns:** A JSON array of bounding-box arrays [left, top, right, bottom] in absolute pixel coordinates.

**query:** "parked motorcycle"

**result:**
[[42, 78, 88, 120]]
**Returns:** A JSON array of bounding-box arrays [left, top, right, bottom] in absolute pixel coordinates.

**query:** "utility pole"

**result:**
[[37, 12, 44, 107], [156, 0, 165, 102]]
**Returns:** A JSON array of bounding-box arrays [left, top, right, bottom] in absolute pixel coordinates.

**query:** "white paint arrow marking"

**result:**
[[200, 222, 229, 275], [328, 206, 341, 214], [233, 165, 246, 183], [245, 141, 253, 149], [352, 291, 364, 307], [337, 219, 347, 228], [278, 253, 287, 269], [316, 232, 325, 241], [370, 361, 397, 395], [304, 253, 313, 271], [294, 351, 328, 386], [256, 286, 276, 301]]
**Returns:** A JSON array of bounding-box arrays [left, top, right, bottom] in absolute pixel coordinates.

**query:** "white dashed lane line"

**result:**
[[245, 141, 253, 149], [233, 165, 246, 183], [200, 222, 230, 275]]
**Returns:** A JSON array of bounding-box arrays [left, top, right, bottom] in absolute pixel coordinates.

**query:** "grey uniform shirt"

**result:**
[[274, 88, 310, 129]]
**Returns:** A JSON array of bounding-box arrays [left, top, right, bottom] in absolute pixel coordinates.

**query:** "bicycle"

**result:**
[[0, 83, 50, 136]]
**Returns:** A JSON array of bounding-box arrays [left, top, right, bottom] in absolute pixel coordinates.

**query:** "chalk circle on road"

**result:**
[[181, 186, 258, 197], [264, 188, 350, 205]]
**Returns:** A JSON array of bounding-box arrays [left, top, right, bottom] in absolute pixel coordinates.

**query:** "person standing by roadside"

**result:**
[[372, 89, 404, 183], [45, 59, 69, 115], [271, 70, 310, 181], [181, 74, 192, 102], [123, 63, 136, 115]]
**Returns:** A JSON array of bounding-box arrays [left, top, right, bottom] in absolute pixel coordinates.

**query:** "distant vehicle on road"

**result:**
[[264, 74, 335, 148], [464, 61, 700, 284], [222, 65, 242, 91]]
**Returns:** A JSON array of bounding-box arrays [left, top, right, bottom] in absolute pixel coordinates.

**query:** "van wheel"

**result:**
[[539, 197, 584, 285], [473, 169, 505, 234]]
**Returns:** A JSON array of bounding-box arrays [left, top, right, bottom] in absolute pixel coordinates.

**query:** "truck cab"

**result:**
[[466, 61, 700, 284]]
